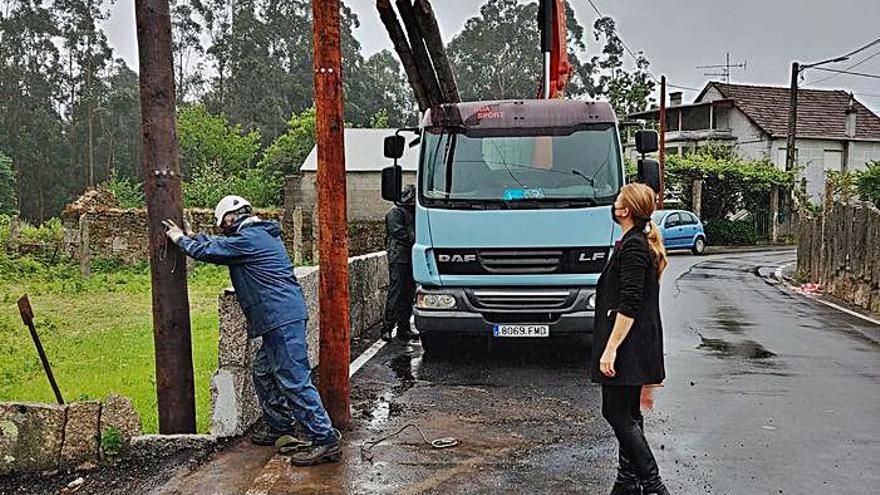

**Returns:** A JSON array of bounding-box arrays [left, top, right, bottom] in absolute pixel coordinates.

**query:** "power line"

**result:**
[[579, 0, 700, 92], [839, 37, 880, 60], [812, 67, 880, 80], [805, 49, 880, 85]]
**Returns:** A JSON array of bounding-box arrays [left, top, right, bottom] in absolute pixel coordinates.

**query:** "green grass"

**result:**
[[0, 255, 231, 433]]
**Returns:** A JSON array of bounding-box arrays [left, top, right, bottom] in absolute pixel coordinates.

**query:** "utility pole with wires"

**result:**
[[697, 52, 747, 85], [786, 37, 880, 172]]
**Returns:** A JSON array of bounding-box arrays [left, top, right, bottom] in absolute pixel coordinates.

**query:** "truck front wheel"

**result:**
[[420, 333, 449, 356]]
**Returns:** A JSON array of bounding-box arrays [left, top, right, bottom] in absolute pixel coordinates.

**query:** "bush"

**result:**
[[102, 169, 144, 209], [704, 219, 756, 246], [855, 161, 880, 208], [666, 143, 795, 222]]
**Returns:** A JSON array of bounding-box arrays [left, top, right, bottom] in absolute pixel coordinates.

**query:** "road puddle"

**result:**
[[698, 336, 776, 359]]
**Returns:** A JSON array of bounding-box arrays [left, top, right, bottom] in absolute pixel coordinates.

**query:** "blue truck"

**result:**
[[382, 99, 659, 354]]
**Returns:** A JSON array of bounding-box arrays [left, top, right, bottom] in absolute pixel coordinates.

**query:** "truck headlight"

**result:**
[[416, 292, 457, 310], [586, 292, 597, 310]]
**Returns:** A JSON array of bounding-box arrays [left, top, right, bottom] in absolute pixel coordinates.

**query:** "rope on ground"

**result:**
[[360, 423, 459, 461]]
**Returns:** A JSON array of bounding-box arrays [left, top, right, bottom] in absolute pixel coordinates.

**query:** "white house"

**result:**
[[628, 82, 880, 200]]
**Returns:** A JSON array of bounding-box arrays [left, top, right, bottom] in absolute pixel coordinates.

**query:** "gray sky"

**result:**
[[104, 0, 880, 111]]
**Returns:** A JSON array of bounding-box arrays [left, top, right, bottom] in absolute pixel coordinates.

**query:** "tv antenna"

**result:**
[[697, 52, 747, 84]]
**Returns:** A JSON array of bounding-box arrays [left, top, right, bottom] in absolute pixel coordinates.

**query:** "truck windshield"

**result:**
[[420, 124, 622, 209]]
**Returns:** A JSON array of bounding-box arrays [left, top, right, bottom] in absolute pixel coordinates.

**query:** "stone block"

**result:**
[[210, 367, 261, 438], [0, 402, 66, 475], [218, 290, 250, 368], [60, 401, 100, 468], [100, 395, 142, 448]]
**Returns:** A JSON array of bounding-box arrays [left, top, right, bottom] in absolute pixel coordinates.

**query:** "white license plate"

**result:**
[[492, 324, 550, 338]]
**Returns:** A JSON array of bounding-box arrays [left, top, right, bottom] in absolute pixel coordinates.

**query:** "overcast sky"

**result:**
[[104, 0, 880, 111]]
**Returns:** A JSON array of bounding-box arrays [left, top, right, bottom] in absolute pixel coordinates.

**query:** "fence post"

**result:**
[[770, 187, 779, 243], [692, 179, 703, 218], [79, 214, 91, 278]]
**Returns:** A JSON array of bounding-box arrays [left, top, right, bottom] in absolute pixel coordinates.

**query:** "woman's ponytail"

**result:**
[[645, 220, 668, 278]]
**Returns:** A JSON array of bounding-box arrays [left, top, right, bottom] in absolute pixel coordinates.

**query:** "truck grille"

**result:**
[[477, 249, 564, 274], [470, 289, 573, 311]]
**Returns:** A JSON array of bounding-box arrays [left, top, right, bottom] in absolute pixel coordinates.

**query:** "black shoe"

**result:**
[[381, 328, 394, 342], [640, 481, 670, 495], [290, 441, 342, 466], [610, 482, 641, 495]]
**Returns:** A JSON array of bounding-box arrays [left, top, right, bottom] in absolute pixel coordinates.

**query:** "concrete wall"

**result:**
[[0, 396, 141, 475], [797, 201, 880, 315], [210, 251, 389, 438]]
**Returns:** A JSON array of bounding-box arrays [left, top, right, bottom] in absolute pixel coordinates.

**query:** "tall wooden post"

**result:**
[[135, 0, 196, 433], [786, 62, 799, 172], [658, 75, 667, 208], [312, 0, 352, 428]]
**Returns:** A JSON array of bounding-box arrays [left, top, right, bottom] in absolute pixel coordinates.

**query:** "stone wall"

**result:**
[[61, 208, 288, 268], [797, 201, 880, 314], [210, 251, 389, 437], [0, 395, 141, 475], [285, 172, 416, 262]]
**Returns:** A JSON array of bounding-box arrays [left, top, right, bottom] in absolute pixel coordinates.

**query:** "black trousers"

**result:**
[[384, 262, 415, 334], [601, 385, 661, 486]]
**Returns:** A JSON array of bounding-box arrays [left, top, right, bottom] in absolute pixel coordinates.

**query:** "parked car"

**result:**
[[651, 209, 706, 254]]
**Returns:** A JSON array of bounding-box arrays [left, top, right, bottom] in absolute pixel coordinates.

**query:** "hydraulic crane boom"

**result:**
[[538, 0, 572, 99]]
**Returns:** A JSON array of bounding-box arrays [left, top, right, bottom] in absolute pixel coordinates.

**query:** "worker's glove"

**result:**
[[162, 219, 186, 245]]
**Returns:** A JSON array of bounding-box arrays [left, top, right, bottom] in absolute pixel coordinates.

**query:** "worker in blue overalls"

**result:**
[[163, 195, 339, 466]]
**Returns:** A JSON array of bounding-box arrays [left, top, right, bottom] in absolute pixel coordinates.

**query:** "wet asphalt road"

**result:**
[[160, 249, 880, 494]]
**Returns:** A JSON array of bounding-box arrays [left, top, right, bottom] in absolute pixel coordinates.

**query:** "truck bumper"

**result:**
[[413, 286, 596, 337]]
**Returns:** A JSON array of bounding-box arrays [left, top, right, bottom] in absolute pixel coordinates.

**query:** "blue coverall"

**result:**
[[177, 218, 335, 445]]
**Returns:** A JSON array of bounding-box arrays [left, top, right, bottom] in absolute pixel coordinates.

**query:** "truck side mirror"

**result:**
[[384, 135, 405, 159], [635, 130, 659, 154], [638, 158, 661, 193], [381, 165, 403, 202]]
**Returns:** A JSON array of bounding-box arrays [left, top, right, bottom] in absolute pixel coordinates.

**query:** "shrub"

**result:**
[[100, 426, 124, 457], [704, 219, 756, 246], [855, 161, 880, 208], [102, 169, 144, 209]]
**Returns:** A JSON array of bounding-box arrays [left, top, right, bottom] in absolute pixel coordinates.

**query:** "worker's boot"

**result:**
[[610, 452, 641, 495], [251, 427, 294, 446], [290, 441, 342, 466]]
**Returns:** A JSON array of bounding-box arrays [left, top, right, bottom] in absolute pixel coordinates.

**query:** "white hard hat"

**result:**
[[214, 195, 252, 227]]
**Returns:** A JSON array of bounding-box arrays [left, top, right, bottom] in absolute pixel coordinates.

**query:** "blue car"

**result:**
[[651, 209, 707, 255]]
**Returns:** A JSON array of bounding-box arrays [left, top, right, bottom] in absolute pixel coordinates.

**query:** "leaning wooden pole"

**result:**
[[377, 0, 431, 111], [413, 0, 460, 103], [395, 0, 443, 107], [134, 0, 196, 433], [313, 0, 352, 428]]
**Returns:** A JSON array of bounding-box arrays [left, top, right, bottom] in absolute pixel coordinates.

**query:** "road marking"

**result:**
[[775, 263, 880, 327], [350, 338, 388, 378]]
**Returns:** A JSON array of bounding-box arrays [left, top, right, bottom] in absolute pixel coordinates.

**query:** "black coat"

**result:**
[[385, 205, 415, 264], [591, 227, 665, 386]]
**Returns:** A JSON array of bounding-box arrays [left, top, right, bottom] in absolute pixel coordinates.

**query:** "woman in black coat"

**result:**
[[592, 183, 670, 495]]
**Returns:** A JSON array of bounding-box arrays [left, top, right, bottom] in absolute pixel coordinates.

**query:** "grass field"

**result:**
[[0, 255, 231, 433]]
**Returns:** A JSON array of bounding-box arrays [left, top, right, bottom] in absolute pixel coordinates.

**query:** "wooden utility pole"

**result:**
[[312, 0, 352, 428], [396, 0, 443, 107], [785, 62, 799, 172], [413, 0, 460, 103], [134, 0, 196, 434], [658, 75, 667, 208], [376, 0, 431, 111]]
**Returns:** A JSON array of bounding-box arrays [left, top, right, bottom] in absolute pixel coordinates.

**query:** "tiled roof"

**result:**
[[699, 82, 880, 140]]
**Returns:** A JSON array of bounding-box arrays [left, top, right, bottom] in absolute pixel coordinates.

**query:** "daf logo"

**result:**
[[579, 251, 606, 262], [438, 254, 477, 263]]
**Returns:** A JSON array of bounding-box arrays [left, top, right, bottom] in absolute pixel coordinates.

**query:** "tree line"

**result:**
[[1, 0, 655, 222]]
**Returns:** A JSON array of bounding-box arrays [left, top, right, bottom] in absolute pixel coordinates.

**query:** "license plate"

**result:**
[[492, 324, 550, 338]]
